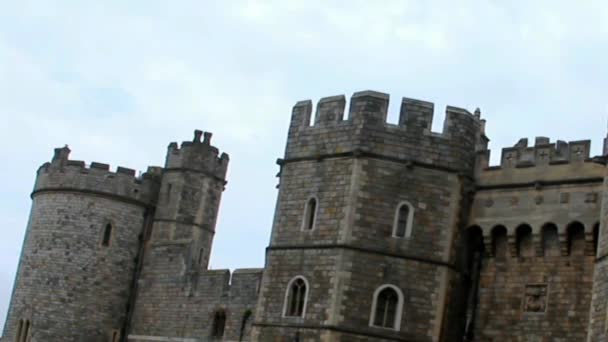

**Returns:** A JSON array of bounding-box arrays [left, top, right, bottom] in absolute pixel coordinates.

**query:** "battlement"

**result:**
[[165, 130, 229, 181], [286, 90, 482, 172], [290, 90, 478, 134], [33, 146, 162, 206], [479, 137, 592, 170], [475, 137, 605, 186]]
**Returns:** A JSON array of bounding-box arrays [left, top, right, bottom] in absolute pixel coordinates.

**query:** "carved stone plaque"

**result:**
[[524, 284, 548, 313]]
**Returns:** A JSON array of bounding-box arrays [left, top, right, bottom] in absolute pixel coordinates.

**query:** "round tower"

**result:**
[[128, 130, 230, 336], [2, 146, 161, 341], [253, 91, 481, 341]]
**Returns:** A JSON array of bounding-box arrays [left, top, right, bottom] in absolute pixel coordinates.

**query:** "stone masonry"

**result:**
[[1, 90, 608, 341]]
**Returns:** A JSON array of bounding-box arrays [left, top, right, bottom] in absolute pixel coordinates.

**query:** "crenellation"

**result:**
[[348, 90, 389, 125], [478, 138, 599, 177], [400, 97, 434, 132], [285, 91, 481, 176], [34, 149, 161, 207], [4, 92, 608, 342], [164, 130, 229, 181], [289, 91, 479, 138], [90, 161, 110, 170], [116, 166, 136, 176], [315, 95, 346, 125]]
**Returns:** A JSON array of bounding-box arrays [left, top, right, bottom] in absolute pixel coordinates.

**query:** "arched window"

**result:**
[[16, 319, 30, 342], [542, 223, 559, 257], [491, 225, 507, 260], [516, 224, 533, 257], [110, 329, 120, 342], [238, 309, 253, 342], [283, 276, 308, 317], [392, 201, 414, 238], [101, 223, 113, 247], [567, 221, 585, 256], [15, 319, 23, 342], [302, 197, 318, 231], [211, 310, 226, 338], [369, 285, 404, 331]]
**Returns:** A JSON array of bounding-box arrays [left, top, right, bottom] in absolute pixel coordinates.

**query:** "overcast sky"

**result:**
[[1, 0, 607, 330]]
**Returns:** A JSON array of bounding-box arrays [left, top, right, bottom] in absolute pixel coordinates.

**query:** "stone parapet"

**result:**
[[284, 90, 482, 174], [34, 146, 162, 207]]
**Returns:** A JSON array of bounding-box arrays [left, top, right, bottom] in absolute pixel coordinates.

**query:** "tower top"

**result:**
[[165, 130, 229, 182]]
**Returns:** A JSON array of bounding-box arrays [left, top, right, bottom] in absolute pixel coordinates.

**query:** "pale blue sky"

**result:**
[[1, 0, 607, 330]]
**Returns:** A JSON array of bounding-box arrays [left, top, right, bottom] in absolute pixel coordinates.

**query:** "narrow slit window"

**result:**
[[393, 202, 414, 238], [302, 197, 317, 230], [284, 277, 307, 317], [211, 310, 226, 338], [102, 223, 113, 247], [198, 248, 205, 267], [370, 285, 403, 331]]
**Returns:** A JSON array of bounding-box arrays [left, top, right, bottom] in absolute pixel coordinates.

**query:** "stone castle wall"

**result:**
[[129, 268, 262, 342], [470, 138, 604, 341], [2, 91, 607, 342], [2, 147, 161, 341]]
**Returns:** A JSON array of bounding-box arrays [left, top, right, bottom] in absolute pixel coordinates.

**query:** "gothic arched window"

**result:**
[[284, 276, 308, 317], [393, 201, 414, 238], [369, 285, 403, 331], [302, 197, 318, 231]]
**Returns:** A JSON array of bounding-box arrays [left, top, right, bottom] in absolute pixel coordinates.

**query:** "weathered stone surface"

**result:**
[[2, 92, 607, 342]]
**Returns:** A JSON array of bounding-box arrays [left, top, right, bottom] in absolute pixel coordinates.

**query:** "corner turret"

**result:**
[[130, 130, 231, 336], [165, 130, 229, 182]]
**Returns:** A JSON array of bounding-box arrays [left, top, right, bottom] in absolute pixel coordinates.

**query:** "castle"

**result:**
[[2, 90, 608, 342]]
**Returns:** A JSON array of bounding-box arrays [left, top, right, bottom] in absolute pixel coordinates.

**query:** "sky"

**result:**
[[1, 0, 608, 330]]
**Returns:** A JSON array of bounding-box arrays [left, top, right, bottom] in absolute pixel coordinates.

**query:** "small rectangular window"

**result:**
[[102, 224, 113, 247]]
